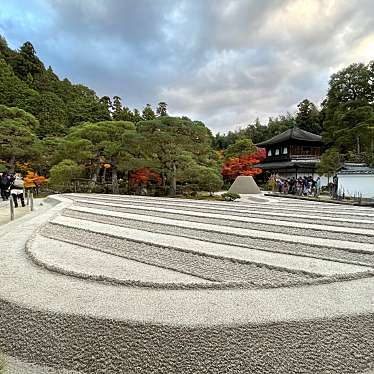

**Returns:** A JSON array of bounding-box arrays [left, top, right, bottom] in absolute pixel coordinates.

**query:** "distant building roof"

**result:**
[[338, 163, 374, 175], [256, 127, 322, 147], [256, 159, 320, 169]]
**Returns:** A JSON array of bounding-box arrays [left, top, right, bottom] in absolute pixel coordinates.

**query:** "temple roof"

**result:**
[[256, 127, 322, 147], [338, 163, 374, 175], [256, 159, 320, 169]]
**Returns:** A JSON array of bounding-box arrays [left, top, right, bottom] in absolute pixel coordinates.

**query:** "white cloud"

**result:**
[[0, 0, 373, 133]]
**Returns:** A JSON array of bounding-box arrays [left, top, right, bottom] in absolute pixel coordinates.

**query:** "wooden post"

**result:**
[[30, 191, 34, 212], [26, 189, 30, 206], [10, 197, 14, 221]]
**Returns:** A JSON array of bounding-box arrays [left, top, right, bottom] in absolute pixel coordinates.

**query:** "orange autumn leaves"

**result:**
[[23, 171, 48, 189], [221, 148, 265, 181]]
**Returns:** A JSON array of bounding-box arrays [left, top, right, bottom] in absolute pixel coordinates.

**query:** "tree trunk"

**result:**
[[162, 173, 167, 195], [89, 155, 101, 192], [112, 160, 119, 194], [127, 171, 131, 194], [91, 153, 101, 183], [169, 162, 177, 197], [9, 155, 16, 173]]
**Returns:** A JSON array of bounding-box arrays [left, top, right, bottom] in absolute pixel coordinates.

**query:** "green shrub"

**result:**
[[221, 192, 241, 201], [48, 159, 83, 192]]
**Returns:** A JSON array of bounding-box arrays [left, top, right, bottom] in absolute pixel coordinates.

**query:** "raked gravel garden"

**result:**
[[1, 193, 374, 373]]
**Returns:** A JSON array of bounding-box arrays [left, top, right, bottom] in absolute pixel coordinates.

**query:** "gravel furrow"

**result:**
[[73, 202, 374, 243], [63, 209, 374, 267], [74, 198, 374, 229], [39, 223, 318, 287], [70, 193, 374, 211], [72, 194, 374, 218]]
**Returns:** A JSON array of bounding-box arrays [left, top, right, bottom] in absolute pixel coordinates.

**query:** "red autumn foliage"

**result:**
[[221, 148, 266, 181], [130, 168, 162, 186]]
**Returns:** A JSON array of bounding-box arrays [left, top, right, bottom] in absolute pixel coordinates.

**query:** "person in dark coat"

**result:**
[[0, 172, 11, 201]]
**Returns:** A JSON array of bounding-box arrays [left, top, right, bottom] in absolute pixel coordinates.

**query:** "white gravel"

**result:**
[[70, 203, 374, 243], [63, 209, 374, 267], [29, 234, 212, 286], [50, 215, 371, 277], [2, 194, 374, 374]]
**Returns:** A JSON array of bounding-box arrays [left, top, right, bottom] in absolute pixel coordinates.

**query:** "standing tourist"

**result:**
[[314, 177, 321, 197], [0, 171, 10, 201], [9, 173, 25, 208]]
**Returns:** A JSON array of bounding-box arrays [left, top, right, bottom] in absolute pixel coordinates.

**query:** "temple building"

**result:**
[[256, 127, 324, 179]]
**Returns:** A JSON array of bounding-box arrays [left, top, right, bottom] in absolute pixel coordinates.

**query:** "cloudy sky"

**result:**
[[0, 0, 373, 133]]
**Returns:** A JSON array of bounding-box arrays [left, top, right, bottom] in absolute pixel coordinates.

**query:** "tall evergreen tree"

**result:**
[[99, 96, 113, 114], [112, 96, 123, 120], [142, 104, 156, 120], [156, 102, 168, 116], [322, 62, 374, 158], [0, 105, 39, 171], [11, 41, 45, 83], [133, 108, 142, 123], [296, 99, 321, 134]]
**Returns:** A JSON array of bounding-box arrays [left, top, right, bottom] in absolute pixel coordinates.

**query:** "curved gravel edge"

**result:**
[[2, 194, 374, 374], [35, 222, 374, 290], [63, 208, 374, 268], [1, 298, 374, 374], [74, 201, 374, 245]]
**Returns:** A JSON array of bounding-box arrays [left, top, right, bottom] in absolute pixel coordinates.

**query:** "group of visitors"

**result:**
[[269, 174, 322, 197], [0, 171, 25, 208]]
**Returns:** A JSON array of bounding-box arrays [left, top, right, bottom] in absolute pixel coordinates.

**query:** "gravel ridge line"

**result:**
[[44, 217, 374, 277], [75, 198, 374, 227], [81, 194, 374, 216], [68, 193, 374, 213], [26, 234, 234, 290], [63, 209, 374, 268], [72, 194, 374, 217], [71, 203, 374, 254], [73, 201, 374, 243], [39, 223, 324, 288], [2, 194, 374, 374]]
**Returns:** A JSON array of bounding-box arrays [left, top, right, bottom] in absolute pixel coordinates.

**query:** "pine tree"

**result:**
[[156, 102, 168, 116], [112, 96, 123, 120], [142, 104, 156, 120]]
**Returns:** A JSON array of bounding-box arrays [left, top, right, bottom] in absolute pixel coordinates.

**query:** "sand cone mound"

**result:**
[[228, 175, 261, 194]]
